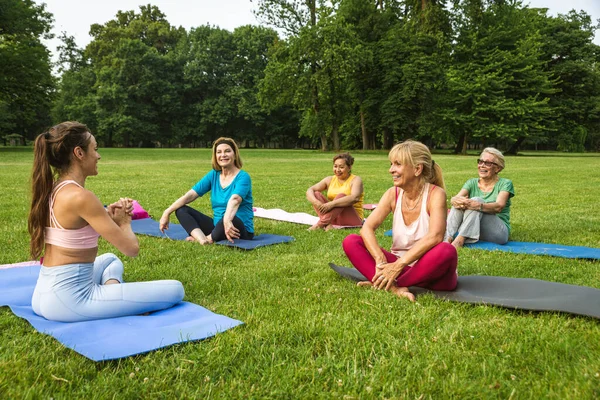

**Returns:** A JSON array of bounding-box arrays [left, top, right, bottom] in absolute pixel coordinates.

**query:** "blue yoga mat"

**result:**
[[0, 265, 243, 362], [131, 218, 295, 250], [132, 218, 189, 240], [383, 230, 600, 260]]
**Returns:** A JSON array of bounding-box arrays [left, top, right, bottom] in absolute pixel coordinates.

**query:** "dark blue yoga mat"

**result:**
[[328, 263, 600, 319], [215, 234, 294, 250], [131, 218, 295, 250], [383, 230, 600, 260], [0, 265, 243, 362]]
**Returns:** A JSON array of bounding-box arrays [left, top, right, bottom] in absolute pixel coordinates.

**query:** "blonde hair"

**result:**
[[388, 140, 445, 190], [481, 147, 505, 171], [211, 137, 242, 170]]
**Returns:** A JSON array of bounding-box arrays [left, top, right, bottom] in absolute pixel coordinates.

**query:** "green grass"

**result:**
[[1, 148, 599, 398]]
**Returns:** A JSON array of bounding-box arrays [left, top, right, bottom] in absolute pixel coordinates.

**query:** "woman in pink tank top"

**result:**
[[342, 140, 457, 301], [28, 122, 183, 322], [306, 152, 364, 231]]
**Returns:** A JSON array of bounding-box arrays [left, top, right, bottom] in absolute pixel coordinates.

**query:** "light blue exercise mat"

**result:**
[[382, 230, 600, 260], [328, 263, 600, 320], [131, 218, 295, 250], [0, 264, 243, 362]]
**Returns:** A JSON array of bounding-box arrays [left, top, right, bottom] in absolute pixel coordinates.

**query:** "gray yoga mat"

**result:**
[[328, 263, 600, 319]]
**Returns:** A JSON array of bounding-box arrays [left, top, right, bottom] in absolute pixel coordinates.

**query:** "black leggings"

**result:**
[[175, 206, 254, 242]]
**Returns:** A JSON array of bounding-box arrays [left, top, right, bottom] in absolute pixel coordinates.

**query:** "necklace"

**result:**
[[403, 183, 425, 212]]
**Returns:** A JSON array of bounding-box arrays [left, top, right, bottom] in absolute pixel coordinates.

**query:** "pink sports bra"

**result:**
[[44, 180, 100, 249]]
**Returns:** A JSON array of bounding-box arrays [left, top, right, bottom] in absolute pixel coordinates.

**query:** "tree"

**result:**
[[256, 0, 330, 149], [443, 0, 555, 154], [0, 0, 55, 139], [86, 5, 186, 147], [530, 9, 600, 152], [378, 0, 452, 148], [52, 33, 98, 132]]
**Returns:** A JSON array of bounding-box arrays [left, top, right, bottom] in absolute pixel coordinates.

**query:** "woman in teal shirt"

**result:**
[[446, 147, 514, 248], [160, 137, 254, 244]]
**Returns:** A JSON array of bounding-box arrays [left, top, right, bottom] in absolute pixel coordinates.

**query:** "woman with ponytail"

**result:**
[[28, 122, 184, 322], [342, 140, 457, 301]]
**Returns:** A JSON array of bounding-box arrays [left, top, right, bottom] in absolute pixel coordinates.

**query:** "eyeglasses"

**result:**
[[477, 159, 498, 168]]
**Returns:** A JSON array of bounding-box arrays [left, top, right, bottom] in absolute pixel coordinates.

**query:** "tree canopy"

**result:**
[[3, 1, 600, 152]]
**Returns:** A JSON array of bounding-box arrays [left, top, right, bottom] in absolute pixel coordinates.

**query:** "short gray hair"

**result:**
[[481, 147, 505, 171]]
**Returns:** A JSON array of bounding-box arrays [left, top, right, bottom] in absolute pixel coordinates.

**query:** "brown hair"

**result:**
[[211, 137, 242, 170], [333, 152, 354, 168], [28, 122, 91, 260], [388, 140, 445, 190]]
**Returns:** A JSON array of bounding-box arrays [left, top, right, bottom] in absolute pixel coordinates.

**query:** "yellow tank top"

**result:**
[[327, 174, 364, 219]]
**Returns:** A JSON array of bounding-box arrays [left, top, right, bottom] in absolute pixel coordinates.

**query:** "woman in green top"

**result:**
[[446, 147, 515, 248]]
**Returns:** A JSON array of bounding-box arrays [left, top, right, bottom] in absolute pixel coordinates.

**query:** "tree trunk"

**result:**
[[454, 132, 467, 154], [383, 127, 394, 149], [360, 109, 369, 150], [506, 136, 525, 155], [320, 134, 328, 151], [331, 122, 340, 151]]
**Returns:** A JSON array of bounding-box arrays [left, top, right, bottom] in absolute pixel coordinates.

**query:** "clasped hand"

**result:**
[[107, 198, 133, 226], [372, 262, 403, 291], [451, 197, 477, 211], [316, 201, 333, 214]]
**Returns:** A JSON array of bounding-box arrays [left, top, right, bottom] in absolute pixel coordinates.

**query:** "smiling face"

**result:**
[[333, 159, 350, 180], [216, 143, 235, 169], [389, 158, 418, 188], [78, 133, 100, 176], [477, 152, 499, 179]]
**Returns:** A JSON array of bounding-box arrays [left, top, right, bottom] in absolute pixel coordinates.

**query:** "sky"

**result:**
[[38, 0, 600, 62]]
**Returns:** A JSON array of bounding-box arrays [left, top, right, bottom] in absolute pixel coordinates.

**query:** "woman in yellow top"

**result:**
[[306, 152, 364, 231]]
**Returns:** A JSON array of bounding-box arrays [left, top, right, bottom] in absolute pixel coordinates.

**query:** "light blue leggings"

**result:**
[[32, 253, 185, 322]]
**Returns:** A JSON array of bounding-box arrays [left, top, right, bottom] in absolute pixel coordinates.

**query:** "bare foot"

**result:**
[[308, 223, 322, 231], [357, 281, 373, 287], [390, 286, 416, 302], [186, 236, 210, 244], [324, 224, 334, 231], [104, 279, 120, 285], [445, 236, 453, 244], [451, 235, 466, 249]]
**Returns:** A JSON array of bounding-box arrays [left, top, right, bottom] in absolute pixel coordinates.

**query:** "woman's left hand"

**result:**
[[224, 220, 240, 242], [318, 203, 333, 213], [465, 199, 481, 210], [372, 262, 404, 291]]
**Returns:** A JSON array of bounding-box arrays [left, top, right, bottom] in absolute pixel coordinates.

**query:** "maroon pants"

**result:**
[[342, 234, 458, 290], [312, 192, 363, 227]]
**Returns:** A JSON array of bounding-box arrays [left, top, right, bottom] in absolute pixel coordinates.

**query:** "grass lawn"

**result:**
[[0, 147, 599, 398]]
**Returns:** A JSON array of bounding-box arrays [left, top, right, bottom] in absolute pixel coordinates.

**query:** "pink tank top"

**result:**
[[391, 183, 431, 266], [44, 180, 100, 249]]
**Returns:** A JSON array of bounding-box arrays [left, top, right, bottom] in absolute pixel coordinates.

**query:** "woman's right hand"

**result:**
[[451, 196, 468, 209], [159, 212, 170, 233]]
